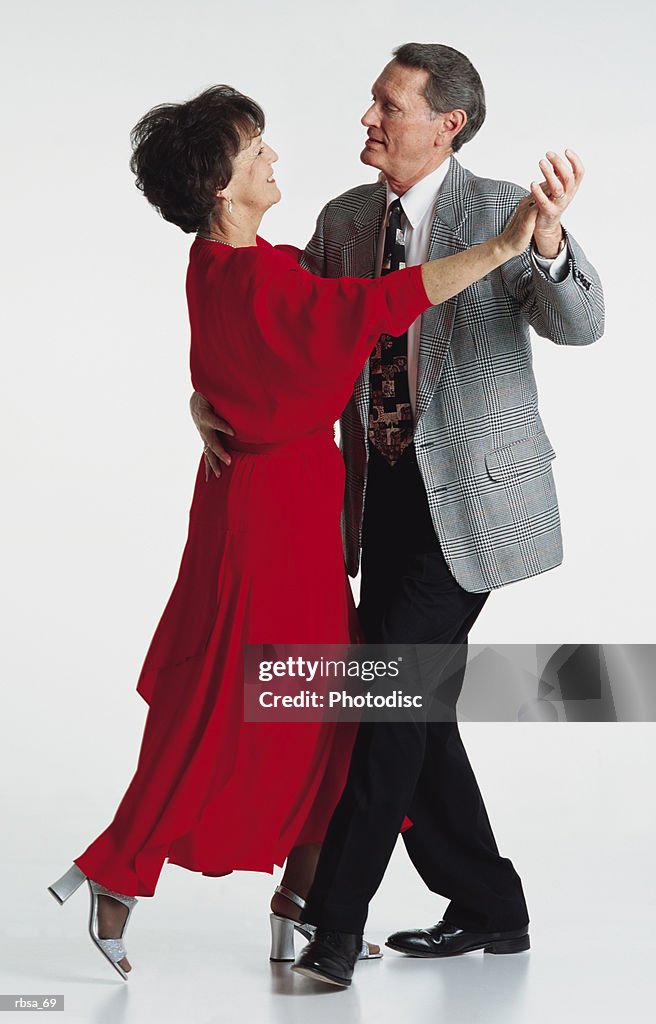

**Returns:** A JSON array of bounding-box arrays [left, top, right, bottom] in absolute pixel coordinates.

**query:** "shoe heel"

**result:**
[[484, 934, 530, 954], [48, 864, 86, 905], [269, 913, 296, 961]]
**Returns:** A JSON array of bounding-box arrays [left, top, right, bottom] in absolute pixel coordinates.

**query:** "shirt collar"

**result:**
[[385, 156, 452, 229]]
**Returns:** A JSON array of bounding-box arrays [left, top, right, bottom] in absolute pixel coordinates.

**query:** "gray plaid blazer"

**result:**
[[299, 156, 605, 593]]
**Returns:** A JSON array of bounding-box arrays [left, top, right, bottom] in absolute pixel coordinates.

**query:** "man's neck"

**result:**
[[385, 151, 452, 198]]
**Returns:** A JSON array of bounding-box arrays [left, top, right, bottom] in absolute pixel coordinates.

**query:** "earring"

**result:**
[[227, 198, 233, 214]]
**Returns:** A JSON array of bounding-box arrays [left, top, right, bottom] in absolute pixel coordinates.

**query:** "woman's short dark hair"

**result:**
[[392, 43, 486, 152], [129, 85, 265, 233]]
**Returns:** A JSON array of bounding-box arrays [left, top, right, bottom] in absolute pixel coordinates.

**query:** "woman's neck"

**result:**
[[205, 212, 262, 248]]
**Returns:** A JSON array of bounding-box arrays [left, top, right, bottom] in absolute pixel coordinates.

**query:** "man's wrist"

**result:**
[[533, 228, 565, 260]]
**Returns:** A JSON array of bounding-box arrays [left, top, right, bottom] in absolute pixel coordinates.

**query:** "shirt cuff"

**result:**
[[531, 241, 570, 282]]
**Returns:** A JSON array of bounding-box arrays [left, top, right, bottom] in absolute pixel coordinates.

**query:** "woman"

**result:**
[[47, 85, 537, 980]]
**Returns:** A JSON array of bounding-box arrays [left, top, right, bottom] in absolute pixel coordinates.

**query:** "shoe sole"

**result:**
[[271, 951, 382, 963], [291, 964, 351, 987], [385, 934, 530, 957], [89, 932, 130, 980]]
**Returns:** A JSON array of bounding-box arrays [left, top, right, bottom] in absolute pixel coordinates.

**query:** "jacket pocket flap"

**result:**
[[485, 431, 556, 482]]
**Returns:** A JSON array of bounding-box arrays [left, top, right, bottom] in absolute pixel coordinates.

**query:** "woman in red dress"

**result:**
[[47, 85, 536, 979]]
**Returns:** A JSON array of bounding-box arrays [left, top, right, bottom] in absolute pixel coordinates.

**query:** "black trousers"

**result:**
[[301, 444, 529, 934]]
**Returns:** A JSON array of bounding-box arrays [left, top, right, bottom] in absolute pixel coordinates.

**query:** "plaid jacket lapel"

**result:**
[[342, 181, 387, 277], [342, 183, 386, 432], [415, 157, 473, 426]]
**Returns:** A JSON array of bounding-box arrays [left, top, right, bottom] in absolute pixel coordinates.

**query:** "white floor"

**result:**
[[4, 856, 654, 1023], [5, 725, 655, 1024]]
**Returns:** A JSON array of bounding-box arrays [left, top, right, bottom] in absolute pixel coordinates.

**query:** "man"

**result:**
[[192, 43, 604, 987]]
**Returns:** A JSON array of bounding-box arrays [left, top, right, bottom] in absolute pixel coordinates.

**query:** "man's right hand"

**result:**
[[189, 391, 235, 481]]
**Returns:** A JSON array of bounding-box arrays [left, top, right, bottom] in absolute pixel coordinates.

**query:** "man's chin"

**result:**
[[360, 146, 385, 171]]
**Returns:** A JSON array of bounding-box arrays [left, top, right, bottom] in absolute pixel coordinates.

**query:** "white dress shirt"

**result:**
[[375, 156, 569, 416]]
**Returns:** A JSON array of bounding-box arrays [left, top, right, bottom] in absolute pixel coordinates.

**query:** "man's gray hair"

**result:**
[[392, 43, 486, 152]]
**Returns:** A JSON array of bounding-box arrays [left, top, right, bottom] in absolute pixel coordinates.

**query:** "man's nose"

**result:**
[[361, 102, 378, 128]]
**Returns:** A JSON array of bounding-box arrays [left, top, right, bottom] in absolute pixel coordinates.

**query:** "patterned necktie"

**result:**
[[367, 198, 413, 467]]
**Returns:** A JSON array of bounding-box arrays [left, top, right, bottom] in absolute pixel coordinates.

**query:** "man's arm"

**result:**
[[502, 227, 605, 345], [502, 150, 605, 345]]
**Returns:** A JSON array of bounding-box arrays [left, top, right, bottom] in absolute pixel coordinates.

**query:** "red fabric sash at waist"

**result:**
[[226, 428, 334, 455]]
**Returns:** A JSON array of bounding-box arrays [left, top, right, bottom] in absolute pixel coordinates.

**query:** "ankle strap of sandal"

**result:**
[[274, 884, 306, 910]]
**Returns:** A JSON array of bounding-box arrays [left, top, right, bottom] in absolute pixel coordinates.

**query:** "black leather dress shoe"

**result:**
[[386, 920, 530, 957], [292, 928, 363, 987]]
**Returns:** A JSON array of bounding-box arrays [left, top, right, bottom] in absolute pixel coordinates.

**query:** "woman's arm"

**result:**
[[420, 194, 537, 305], [192, 194, 538, 478], [274, 243, 303, 263]]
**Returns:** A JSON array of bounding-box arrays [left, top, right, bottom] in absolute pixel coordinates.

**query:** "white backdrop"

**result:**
[[1, 2, 655, 1021]]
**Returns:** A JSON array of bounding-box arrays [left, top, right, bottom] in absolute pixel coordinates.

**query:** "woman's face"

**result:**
[[222, 132, 280, 216]]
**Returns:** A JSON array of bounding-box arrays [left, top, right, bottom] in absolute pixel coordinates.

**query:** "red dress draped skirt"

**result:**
[[74, 430, 360, 895]]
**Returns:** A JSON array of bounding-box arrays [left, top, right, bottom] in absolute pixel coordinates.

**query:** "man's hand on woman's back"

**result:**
[[189, 391, 234, 481]]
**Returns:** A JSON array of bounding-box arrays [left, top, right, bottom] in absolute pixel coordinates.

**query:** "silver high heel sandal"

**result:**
[[269, 883, 382, 961], [48, 863, 138, 981]]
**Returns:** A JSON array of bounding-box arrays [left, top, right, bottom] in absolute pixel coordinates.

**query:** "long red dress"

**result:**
[[73, 236, 431, 896]]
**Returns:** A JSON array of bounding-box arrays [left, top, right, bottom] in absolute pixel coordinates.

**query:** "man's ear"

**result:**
[[436, 109, 467, 147]]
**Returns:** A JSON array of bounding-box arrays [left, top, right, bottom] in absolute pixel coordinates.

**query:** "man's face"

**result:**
[[360, 61, 447, 188]]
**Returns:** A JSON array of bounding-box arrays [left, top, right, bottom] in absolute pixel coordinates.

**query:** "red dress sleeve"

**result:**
[[188, 240, 432, 442], [247, 247, 431, 403], [273, 243, 302, 262]]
